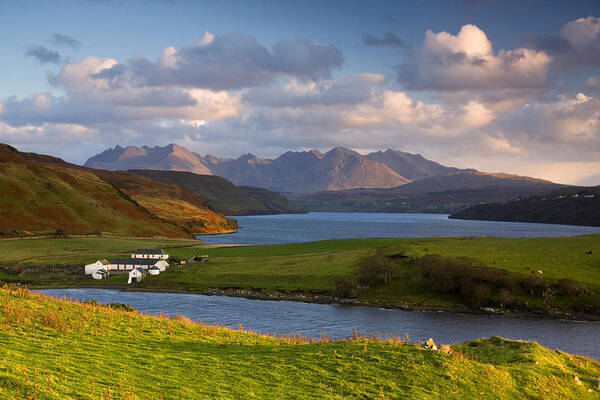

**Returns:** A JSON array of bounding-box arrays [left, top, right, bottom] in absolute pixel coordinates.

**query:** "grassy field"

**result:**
[[1, 235, 599, 314], [0, 237, 199, 266], [0, 285, 599, 399]]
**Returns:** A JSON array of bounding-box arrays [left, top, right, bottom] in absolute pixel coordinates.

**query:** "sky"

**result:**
[[1, 0, 600, 185]]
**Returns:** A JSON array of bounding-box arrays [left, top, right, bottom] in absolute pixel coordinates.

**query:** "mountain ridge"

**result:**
[[85, 144, 472, 193]]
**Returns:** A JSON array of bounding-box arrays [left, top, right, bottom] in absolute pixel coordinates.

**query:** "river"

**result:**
[[197, 212, 600, 244], [39, 288, 599, 360]]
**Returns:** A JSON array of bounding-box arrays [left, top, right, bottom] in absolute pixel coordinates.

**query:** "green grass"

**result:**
[[0, 237, 199, 266], [2, 235, 600, 314], [0, 285, 599, 399]]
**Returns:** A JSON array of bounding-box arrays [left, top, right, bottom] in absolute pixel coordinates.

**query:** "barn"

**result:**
[[131, 249, 169, 260], [84, 259, 110, 276], [108, 258, 169, 271], [128, 267, 147, 284]]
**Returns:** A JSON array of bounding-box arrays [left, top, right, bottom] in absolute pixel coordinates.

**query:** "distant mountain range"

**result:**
[[85, 143, 572, 215], [85, 144, 464, 193], [449, 186, 600, 227]]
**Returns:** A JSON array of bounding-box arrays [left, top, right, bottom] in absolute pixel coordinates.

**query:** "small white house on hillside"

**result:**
[[131, 249, 168, 260], [108, 258, 169, 271], [128, 267, 147, 284], [85, 259, 110, 276]]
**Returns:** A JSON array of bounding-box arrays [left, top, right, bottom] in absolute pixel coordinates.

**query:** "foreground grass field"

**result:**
[[0, 285, 599, 399], [1, 235, 599, 315]]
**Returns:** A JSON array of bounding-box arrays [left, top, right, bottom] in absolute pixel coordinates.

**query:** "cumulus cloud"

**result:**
[[52, 33, 82, 49], [24, 45, 61, 64], [91, 33, 343, 91], [397, 24, 552, 92], [362, 32, 408, 48], [526, 17, 600, 68]]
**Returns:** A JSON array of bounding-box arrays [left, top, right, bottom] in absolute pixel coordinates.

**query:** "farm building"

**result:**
[[148, 266, 160, 275], [108, 258, 169, 271], [128, 268, 147, 284], [131, 248, 169, 260], [91, 269, 109, 280], [84, 259, 110, 276]]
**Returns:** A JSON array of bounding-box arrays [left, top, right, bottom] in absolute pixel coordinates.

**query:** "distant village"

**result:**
[[85, 249, 172, 284]]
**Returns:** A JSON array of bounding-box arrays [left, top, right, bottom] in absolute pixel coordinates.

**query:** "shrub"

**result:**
[[358, 255, 396, 286], [107, 303, 137, 313], [553, 279, 582, 296], [333, 277, 357, 298], [519, 275, 546, 296]]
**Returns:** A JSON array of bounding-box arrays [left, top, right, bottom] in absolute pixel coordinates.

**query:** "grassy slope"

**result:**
[[0, 286, 598, 399], [0, 144, 236, 238], [94, 170, 237, 234], [0, 237, 199, 266], [129, 169, 305, 215], [0, 158, 189, 239]]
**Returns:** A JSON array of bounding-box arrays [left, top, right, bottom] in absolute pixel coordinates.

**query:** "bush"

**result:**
[[333, 277, 357, 298], [519, 275, 546, 296], [553, 279, 582, 296], [358, 255, 396, 286], [107, 303, 137, 313]]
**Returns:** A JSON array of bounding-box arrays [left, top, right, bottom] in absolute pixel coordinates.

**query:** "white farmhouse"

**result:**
[[131, 248, 169, 260], [108, 258, 169, 271], [84, 259, 110, 276], [128, 267, 147, 284]]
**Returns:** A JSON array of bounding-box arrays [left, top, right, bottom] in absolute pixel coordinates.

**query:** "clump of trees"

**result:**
[[333, 253, 401, 298], [417, 254, 592, 311]]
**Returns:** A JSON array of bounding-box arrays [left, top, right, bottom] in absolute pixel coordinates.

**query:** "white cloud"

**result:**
[[397, 24, 552, 92]]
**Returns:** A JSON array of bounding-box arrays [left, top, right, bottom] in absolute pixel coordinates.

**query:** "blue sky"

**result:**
[[1, 0, 600, 184]]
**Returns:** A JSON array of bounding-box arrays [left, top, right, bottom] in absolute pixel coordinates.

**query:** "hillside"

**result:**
[[450, 186, 600, 227], [0, 144, 236, 238], [129, 169, 305, 215], [1, 286, 599, 399], [291, 171, 562, 213]]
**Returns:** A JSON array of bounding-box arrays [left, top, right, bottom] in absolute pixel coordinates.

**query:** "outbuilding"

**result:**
[[131, 249, 169, 260], [91, 269, 109, 280], [84, 259, 110, 276], [128, 267, 147, 284], [108, 258, 169, 271], [148, 266, 160, 276]]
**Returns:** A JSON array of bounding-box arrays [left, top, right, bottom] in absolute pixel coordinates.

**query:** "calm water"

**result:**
[[198, 212, 600, 244], [39, 289, 600, 360]]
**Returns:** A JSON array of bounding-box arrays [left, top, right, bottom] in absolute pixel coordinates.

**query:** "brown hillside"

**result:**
[[0, 144, 236, 238]]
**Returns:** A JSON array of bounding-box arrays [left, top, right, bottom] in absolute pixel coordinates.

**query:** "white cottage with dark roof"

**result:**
[[131, 248, 168, 260], [128, 267, 147, 284]]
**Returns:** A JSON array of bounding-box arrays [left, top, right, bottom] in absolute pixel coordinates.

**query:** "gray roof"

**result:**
[[132, 248, 166, 254], [111, 258, 160, 265], [135, 267, 147, 273]]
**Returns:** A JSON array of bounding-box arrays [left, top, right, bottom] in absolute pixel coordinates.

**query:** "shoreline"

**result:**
[[31, 283, 600, 322]]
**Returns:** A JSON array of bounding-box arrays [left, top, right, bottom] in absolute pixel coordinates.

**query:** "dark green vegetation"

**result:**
[[129, 169, 305, 215], [0, 143, 236, 238], [1, 285, 599, 399], [290, 171, 562, 213], [450, 186, 600, 227], [2, 235, 599, 317]]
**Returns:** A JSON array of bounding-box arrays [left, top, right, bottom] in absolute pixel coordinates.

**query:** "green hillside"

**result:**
[[0, 285, 598, 399], [129, 169, 305, 215]]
